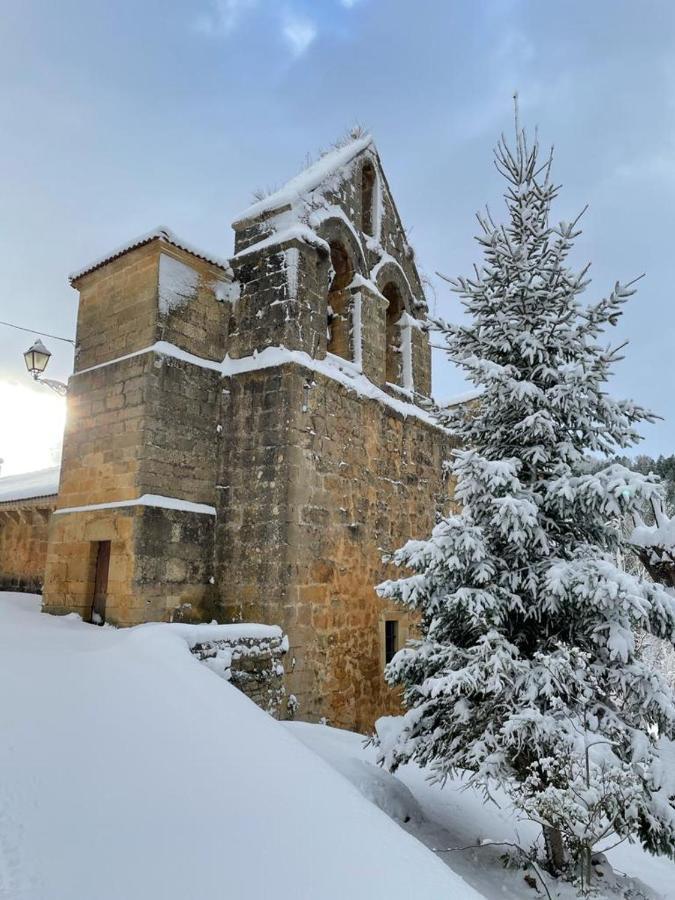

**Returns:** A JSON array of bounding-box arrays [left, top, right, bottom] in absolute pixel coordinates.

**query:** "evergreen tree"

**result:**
[[375, 122, 675, 889]]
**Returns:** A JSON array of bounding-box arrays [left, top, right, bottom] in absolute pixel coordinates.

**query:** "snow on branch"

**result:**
[[630, 498, 675, 589]]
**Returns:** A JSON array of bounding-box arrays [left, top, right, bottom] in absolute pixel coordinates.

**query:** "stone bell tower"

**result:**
[[213, 135, 454, 729]]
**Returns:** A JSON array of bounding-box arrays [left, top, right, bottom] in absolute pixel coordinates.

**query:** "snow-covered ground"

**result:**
[[0, 592, 480, 900], [2, 591, 674, 900], [288, 722, 675, 900]]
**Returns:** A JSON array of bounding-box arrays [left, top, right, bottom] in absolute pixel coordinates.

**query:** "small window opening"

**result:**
[[91, 540, 111, 626], [385, 620, 399, 664], [361, 162, 376, 236], [383, 283, 405, 384], [327, 242, 354, 360]]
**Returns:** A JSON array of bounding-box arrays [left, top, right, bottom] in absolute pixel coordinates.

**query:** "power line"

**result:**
[[0, 319, 75, 345]]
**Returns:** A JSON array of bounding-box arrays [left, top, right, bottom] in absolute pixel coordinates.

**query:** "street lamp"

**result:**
[[24, 339, 51, 378], [23, 339, 68, 396]]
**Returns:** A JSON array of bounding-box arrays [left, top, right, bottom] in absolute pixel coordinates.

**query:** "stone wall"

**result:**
[[215, 362, 455, 732], [0, 499, 55, 593], [71, 241, 230, 372], [44, 505, 136, 620], [132, 506, 215, 625], [190, 628, 288, 716], [228, 238, 329, 360], [215, 365, 295, 627], [56, 354, 148, 510], [287, 367, 454, 731], [72, 242, 159, 373], [44, 504, 216, 625], [140, 353, 221, 505]]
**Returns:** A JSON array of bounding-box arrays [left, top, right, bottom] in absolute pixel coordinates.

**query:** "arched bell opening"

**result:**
[[327, 241, 355, 360], [361, 161, 377, 237], [383, 282, 405, 384]]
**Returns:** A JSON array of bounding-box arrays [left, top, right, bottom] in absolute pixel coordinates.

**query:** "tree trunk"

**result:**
[[543, 825, 565, 874], [582, 843, 593, 893]]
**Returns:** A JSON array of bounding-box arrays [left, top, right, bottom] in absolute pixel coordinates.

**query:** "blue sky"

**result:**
[[1, 0, 674, 473]]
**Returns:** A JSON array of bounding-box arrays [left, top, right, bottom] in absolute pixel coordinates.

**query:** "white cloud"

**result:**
[[194, 0, 257, 38], [340, 0, 362, 7], [195, 1, 317, 58], [282, 12, 317, 57]]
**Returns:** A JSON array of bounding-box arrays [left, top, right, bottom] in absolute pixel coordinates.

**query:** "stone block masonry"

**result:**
[[43, 235, 230, 625], [190, 627, 288, 717], [215, 362, 455, 732], [0, 497, 55, 593]]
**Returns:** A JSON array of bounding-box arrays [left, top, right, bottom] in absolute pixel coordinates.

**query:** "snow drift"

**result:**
[[0, 593, 482, 900]]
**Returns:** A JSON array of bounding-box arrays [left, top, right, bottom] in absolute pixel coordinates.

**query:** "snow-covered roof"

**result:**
[[0, 465, 60, 505], [233, 134, 374, 226], [69, 227, 231, 284], [441, 388, 483, 409]]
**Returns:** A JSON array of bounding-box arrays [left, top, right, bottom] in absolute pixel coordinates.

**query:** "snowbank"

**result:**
[[287, 720, 675, 900], [0, 593, 482, 900], [288, 721, 424, 825]]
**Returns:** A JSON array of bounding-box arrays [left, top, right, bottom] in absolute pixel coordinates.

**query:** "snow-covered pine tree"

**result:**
[[375, 121, 675, 888]]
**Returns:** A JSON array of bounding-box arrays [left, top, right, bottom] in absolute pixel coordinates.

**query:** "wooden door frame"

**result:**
[[90, 540, 111, 625]]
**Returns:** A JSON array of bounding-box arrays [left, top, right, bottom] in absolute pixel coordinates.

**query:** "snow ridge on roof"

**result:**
[[233, 134, 374, 226], [69, 227, 232, 284], [442, 388, 483, 409], [0, 465, 60, 504]]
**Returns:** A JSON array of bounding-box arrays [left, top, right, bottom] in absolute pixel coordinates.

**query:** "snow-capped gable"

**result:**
[[233, 134, 375, 227], [231, 133, 426, 308]]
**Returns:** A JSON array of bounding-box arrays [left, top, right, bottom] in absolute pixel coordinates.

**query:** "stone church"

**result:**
[[0, 134, 455, 730]]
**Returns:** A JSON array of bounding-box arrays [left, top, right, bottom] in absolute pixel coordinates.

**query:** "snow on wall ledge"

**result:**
[[54, 494, 217, 516], [72, 341, 445, 432]]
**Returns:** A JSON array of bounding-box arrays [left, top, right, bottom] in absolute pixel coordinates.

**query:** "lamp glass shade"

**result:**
[[23, 339, 51, 376]]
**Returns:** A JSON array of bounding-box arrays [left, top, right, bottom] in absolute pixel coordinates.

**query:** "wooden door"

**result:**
[[91, 540, 111, 625]]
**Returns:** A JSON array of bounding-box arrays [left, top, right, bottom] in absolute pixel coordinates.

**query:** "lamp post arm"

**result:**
[[40, 378, 68, 397]]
